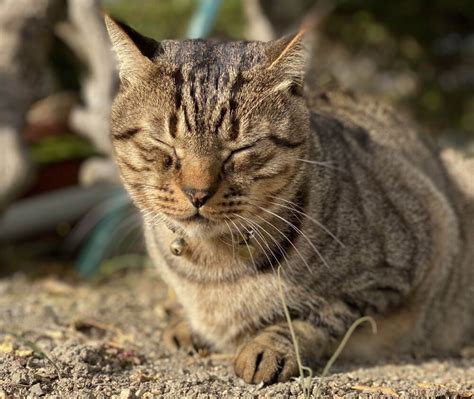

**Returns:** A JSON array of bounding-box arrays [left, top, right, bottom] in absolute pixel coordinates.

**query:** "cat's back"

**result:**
[[307, 89, 450, 193], [308, 88, 474, 349]]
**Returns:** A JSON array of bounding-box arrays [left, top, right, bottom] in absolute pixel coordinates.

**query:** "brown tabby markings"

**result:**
[[105, 15, 474, 385]]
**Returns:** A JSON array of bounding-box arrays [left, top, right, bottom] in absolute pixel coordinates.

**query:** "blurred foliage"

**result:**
[[325, 0, 474, 139], [104, 0, 245, 39], [105, 0, 194, 39], [30, 135, 97, 165]]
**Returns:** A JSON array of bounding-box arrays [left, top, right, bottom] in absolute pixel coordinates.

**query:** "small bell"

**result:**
[[170, 238, 186, 256], [237, 228, 256, 260], [244, 228, 255, 242]]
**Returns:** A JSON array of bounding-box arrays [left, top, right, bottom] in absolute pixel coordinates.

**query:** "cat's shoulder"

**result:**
[[307, 87, 402, 130], [306, 86, 437, 158]]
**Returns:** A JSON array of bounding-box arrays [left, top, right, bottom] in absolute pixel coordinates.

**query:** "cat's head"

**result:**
[[105, 16, 311, 238]]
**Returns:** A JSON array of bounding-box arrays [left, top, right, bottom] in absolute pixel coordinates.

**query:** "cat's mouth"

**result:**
[[174, 212, 227, 238]]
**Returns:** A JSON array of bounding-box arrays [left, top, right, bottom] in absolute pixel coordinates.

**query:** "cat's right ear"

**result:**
[[104, 15, 159, 85]]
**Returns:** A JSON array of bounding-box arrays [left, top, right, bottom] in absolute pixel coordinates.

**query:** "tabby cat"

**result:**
[[105, 16, 474, 384]]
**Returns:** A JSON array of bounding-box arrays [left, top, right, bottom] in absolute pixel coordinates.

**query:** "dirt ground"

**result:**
[[0, 267, 473, 398]]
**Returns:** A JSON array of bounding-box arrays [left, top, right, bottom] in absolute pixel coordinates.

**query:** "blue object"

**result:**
[[186, 0, 223, 39], [75, 190, 131, 277]]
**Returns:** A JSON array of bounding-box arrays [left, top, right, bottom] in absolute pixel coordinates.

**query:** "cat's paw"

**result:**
[[234, 334, 299, 384], [163, 319, 195, 352]]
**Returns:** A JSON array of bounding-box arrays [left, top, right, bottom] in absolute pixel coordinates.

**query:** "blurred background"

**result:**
[[0, 0, 473, 279]]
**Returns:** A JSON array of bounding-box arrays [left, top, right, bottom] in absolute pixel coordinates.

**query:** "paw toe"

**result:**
[[234, 342, 261, 383], [253, 348, 284, 384], [163, 320, 194, 352], [234, 340, 299, 384]]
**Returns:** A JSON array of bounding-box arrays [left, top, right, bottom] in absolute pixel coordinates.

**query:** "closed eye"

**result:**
[[152, 137, 180, 157], [224, 143, 257, 164], [153, 137, 174, 150], [231, 143, 257, 156]]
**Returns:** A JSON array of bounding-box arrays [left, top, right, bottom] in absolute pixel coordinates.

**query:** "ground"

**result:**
[[0, 267, 473, 398]]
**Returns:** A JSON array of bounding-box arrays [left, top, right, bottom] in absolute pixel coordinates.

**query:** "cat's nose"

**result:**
[[182, 187, 211, 208]]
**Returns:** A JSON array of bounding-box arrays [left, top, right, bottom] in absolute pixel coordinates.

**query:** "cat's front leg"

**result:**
[[163, 319, 195, 352], [234, 320, 327, 384], [163, 318, 211, 353], [234, 300, 363, 384]]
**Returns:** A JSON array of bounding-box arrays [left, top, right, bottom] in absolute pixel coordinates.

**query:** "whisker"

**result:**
[[224, 218, 236, 264], [268, 196, 345, 248], [128, 183, 164, 190], [109, 209, 145, 254], [252, 213, 313, 274], [244, 215, 292, 279], [235, 212, 294, 276], [137, 193, 177, 202], [250, 202, 330, 271], [148, 214, 165, 227], [235, 220, 260, 274], [234, 214, 276, 273], [228, 219, 258, 274], [141, 209, 169, 229], [297, 158, 342, 169]]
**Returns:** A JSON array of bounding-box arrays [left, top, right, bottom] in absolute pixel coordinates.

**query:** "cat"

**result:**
[[104, 15, 474, 384]]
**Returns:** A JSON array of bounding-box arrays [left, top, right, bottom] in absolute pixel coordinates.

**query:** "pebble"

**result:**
[[11, 370, 28, 385], [1, 271, 473, 398], [120, 388, 134, 399], [29, 383, 43, 396]]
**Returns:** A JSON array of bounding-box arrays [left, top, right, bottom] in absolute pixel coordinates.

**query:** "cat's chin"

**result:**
[[179, 218, 225, 239], [160, 213, 222, 239], [183, 225, 218, 239]]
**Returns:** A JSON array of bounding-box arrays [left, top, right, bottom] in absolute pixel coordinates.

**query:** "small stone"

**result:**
[[29, 383, 43, 396], [11, 370, 28, 385], [120, 388, 134, 399]]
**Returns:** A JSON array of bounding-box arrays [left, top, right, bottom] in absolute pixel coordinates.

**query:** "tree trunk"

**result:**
[[57, 0, 119, 155], [0, 0, 65, 210]]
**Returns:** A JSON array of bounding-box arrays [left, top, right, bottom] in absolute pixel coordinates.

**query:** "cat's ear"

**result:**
[[104, 15, 160, 84], [265, 30, 309, 92]]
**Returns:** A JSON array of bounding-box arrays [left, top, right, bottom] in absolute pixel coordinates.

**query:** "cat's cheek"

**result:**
[[223, 160, 249, 182], [256, 167, 294, 197], [227, 156, 254, 175]]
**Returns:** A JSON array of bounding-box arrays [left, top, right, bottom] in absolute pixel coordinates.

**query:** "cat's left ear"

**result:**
[[104, 15, 161, 85], [265, 30, 309, 93]]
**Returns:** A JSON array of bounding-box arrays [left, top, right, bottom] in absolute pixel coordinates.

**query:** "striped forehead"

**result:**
[[167, 64, 246, 145]]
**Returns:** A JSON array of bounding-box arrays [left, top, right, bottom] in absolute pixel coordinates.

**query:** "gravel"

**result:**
[[0, 268, 472, 398]]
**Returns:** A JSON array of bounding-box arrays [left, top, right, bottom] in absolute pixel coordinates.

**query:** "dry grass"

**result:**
[[277, 266, 377, 399]]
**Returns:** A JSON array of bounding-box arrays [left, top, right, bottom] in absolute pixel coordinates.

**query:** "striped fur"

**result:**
[[106, 16, 474, 384]]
